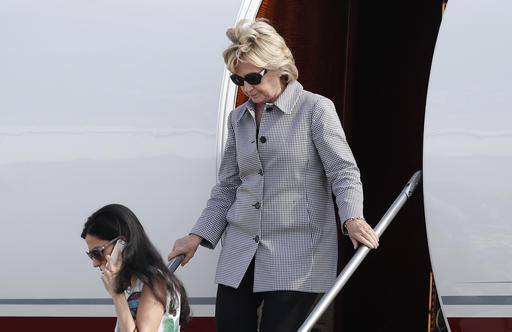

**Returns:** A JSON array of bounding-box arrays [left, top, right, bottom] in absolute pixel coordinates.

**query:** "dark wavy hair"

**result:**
[[81, 204, 190, 325]]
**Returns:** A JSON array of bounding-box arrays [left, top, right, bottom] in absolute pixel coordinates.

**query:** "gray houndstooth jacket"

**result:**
[[191, 81, 363, 293]]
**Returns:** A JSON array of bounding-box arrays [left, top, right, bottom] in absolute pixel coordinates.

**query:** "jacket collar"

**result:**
[[234, 80, 303, 123]]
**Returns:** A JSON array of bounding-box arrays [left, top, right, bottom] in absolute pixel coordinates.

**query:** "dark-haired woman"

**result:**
[[82, 203, 189, 332]]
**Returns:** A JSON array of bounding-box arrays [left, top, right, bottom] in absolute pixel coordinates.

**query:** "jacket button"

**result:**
[[260, 136, 267, 143], [254, 235, 260, 243], [252, 202, 261, 209], [258, 169, 263, 176]]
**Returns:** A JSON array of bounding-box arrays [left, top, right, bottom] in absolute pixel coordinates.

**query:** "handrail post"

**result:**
[[297, 171, 422, 332]]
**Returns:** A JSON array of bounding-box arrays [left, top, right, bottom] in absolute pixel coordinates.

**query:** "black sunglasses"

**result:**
[[85, 236, 121, 261], [230, 69, 267, 86]]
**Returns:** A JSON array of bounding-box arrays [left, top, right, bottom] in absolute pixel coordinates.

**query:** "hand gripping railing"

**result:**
[[297, 170, 422, 332]]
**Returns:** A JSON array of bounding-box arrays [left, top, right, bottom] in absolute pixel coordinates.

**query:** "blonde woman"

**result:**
[[169, 19, 378, 332]]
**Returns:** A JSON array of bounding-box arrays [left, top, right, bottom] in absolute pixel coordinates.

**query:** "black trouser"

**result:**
[[215, 259, 319, 332]]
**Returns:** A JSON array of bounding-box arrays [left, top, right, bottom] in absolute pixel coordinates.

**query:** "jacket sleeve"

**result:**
[[190, 111, 241, 249], [311, 96, 364, 235]]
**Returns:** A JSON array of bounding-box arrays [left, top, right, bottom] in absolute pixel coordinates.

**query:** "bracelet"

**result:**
[[343, 217, 365, 230]]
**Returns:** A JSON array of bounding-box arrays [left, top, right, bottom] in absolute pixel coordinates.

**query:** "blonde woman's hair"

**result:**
[[223, 19, 298, 83]]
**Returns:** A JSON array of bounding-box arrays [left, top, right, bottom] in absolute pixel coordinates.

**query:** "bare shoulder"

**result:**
[[140, 279, 167, 305]]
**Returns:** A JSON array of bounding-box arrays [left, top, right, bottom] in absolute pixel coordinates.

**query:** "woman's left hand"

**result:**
[[346, 218, 379, 250], [100, 255, 121, 297]]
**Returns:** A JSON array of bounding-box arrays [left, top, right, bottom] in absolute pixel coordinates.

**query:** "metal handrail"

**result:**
[[297, 170, 422, 332], [167, 254, 185, 273]]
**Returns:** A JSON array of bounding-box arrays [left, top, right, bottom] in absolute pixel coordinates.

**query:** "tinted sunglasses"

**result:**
[[230, 69, 267, 86], [86, 236, 121, 261]]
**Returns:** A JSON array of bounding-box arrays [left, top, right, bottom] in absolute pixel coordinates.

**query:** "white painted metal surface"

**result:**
[[216, 0, 263, 172], [0, 0, 242, 317], [424, 0, 512, 327]]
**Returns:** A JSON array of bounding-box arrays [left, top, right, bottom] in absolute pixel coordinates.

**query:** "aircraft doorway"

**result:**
[[245, 0, 445, 331]]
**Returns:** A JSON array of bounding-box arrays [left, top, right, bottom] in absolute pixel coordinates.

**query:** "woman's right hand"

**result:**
[[168, 234, 203, 266], [100, 255, 121, 297]]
